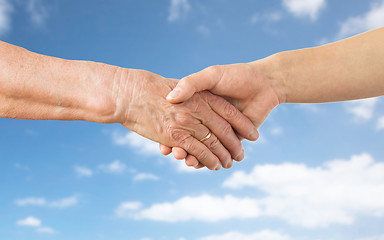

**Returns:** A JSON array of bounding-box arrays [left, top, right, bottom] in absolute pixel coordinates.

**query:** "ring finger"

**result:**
[[194, 126, 233, 169]]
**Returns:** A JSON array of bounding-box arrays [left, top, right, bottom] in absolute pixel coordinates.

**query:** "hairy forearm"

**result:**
[[0, 41, 121, 123], [261, 27, 384, 103]]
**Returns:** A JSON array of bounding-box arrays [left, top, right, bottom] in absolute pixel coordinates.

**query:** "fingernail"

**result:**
[[214, 163, 222, 171], [226, 160, 233, 169], [249, 127, 259, 141], [167, 87, 181, 100], [235, 149, 245, 162]]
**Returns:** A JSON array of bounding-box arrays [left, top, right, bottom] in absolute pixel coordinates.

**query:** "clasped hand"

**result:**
[[116, 62, 281, 170]]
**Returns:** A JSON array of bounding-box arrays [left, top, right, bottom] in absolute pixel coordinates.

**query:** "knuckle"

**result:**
[[207, 136, 220, 150], [181, 75, 192, 84], [234, 139, 242, 150], [174, 113, 193, 125], [168, 127, 189, 144], [197, 150, 210, 162], [221, 122, 233, 136], [179, 136, 196, 152], [206, 65, 222, 75], [223, 102, 239, 120]]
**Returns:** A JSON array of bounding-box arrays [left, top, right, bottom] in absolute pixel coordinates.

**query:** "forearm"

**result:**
[[0, 41, 121, 123], [260, 27, 384, 103]]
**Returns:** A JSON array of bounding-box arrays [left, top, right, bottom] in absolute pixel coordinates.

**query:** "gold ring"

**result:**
[[199, 131, 212, 143]]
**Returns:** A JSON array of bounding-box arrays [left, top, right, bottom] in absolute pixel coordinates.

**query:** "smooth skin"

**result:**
[[0, 41, 258, 170], [160, 27, 384, 168]]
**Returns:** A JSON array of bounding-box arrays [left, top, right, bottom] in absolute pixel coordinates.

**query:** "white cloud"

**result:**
[[197, 25, 210, 36], [168, 0, 190, 22], [49, 196, 78, 208], [0, 0, 50, 36], [223, 153, 384, 228], [16, 216, 56, 234], [36, 227, 55, 234], [117, 153, 384, 228], [115, 194, 262, 222], [17, 216, 41, 227], [377, 116, 384, 130], [198, 230, 291, 240], [115, 202, 143, 217], [113, 131, 160, 154], [98, 160, 126, 174], [337, 0, 384, 39], [171, 157, 207, 173], [15, 196, 78, 208], [113, 131, 204, 173], [15, 197, 46, 206], [270, 126, 283, 136], [250, 14, 259, 24], [357, 234, 384, 240], [345, 98, 378, 121], [25, 0, 48, 26], [0, 0, 12, 36], [75, 166, 93, 177], [282, 0, 325, 20], [133, 173, 160, 182]]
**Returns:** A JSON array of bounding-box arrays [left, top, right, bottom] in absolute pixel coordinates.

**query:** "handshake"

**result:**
[[118, 61, 282, 171], [117, 27, 384, 171], [1, 27, 383, 169]]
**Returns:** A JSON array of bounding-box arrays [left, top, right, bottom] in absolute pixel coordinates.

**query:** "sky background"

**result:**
[[1, 0, 384, 240]]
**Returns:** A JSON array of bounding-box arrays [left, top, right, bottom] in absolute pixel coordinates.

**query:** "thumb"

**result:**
[[166, 66, 220, 103]]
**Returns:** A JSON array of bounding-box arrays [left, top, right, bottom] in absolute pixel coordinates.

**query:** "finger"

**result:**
[[178, 135, 222, 171], [172, 147, 187, 160], [190, 124, 233, 169], [159, 144, 172, 155], [199, 130, 234, 169], [195, 163, 205, 169], [166, 66, 222, 103], [177, 123, 231, 169], [197, 100, 245, 162], [185, 155, 199, 167], [236, 132, 245, 141], [206, 93, 259, 141], [171, 147, 188, 160], [185, 155, 204, 169], [234, 148, 245, 162]]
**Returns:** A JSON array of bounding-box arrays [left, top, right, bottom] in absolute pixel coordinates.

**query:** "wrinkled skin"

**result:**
[[114, 69, 255, 170], [160, 62, 282, 168]]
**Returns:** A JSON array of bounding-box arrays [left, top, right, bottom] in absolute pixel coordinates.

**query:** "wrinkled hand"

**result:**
[[159, 61, 283, 168], [114, 69, 256, 170]]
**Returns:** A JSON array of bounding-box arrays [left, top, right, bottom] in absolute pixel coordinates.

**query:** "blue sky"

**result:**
[[1, 0, 384, 239]]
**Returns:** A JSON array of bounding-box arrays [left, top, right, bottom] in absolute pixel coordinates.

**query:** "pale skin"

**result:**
[[0, 41, 260, 170], [160, 27, 384, 168]]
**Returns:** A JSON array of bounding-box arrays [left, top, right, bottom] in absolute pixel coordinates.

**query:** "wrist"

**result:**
[[90, 64, 142, 126], [248, 53, 288, 104], [107, 68, 157, 130]]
